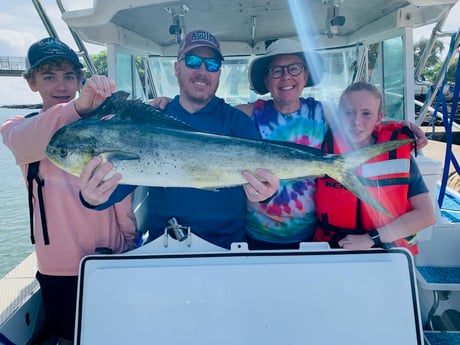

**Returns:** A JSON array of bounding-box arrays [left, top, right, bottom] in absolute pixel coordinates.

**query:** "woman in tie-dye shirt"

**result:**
[[236, 38, 329, 249]]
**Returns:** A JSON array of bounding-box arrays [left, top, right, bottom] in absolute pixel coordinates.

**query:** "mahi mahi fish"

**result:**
[[46, 91, 412, 216]]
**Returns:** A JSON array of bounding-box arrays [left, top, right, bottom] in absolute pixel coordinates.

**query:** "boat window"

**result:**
[[149, 57, 178, 99], [147, 41, 404, 118], [303, 46, 357, 106], [149, 49, 357, 108], [383, 36, 405, 121], [368, 36, 405, 121], [114, 51, 147, 100], [115, 52, 135, 97]]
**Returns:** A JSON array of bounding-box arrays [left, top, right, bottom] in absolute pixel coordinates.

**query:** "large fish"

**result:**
[[46, 91, 412, 216]]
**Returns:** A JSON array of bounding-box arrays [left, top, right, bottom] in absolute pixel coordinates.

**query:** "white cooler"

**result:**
[[415, 155, 442, 241], [74, 240, 424, 345]]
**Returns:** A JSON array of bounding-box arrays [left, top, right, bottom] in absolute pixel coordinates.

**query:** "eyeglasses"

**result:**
[[179, 54, 222, 72], [267, 63, 304, 79]]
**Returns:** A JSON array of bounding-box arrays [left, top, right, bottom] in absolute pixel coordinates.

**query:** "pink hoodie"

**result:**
[[1, 101, 137, 276]]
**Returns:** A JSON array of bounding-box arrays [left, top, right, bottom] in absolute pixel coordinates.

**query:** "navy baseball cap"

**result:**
[[26, 37, 83, 70]]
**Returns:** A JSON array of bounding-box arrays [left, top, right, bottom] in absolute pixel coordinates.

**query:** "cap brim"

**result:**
[[28, 55, 84, 70]]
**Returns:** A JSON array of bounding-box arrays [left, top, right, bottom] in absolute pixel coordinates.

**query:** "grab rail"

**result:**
[[31, 0, 97, 76]]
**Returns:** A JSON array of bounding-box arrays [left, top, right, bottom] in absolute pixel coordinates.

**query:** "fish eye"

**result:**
[[58, 148, 68, 158]]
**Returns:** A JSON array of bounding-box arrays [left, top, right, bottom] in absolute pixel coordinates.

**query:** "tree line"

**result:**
[[414, 38, 458, 84]]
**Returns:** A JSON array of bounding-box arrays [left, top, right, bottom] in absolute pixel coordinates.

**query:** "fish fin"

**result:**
[[328, 139, 413, 216], [339, 139, 413, 168], [100, 151, 140, 162], [339, 170, 391, 217], [84, 91, 131, 120], [85, 91, 200, 133]]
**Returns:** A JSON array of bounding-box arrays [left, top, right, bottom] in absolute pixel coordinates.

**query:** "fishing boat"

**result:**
[[1, 0, 460, 344]]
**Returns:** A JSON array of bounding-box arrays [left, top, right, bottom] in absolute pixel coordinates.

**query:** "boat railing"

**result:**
[[55, 0, 98, 75], [416, 23, 460, 127], [31, 0, 98, 76]]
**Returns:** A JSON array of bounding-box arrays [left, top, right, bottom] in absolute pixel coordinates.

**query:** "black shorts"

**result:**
[[36, 271, 78, 341]]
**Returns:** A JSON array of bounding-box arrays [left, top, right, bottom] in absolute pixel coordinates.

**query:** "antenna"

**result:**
[[165, 5, 190, 44], [323, 0, 346, 38]]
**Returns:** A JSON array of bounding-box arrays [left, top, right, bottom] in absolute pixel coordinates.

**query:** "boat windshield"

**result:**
[[148, 36, 405, 121]]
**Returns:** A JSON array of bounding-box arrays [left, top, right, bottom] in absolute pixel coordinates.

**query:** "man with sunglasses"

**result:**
[[79, 30, 279, 250]]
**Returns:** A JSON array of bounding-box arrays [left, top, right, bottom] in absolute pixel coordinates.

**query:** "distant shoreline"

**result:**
[[1, 104, 42, 109]]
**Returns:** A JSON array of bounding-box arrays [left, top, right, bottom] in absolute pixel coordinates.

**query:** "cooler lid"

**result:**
[[75, 248, 422, 345]]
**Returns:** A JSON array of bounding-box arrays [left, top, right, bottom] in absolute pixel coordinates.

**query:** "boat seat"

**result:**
[[424, 330, 460, 345], [436, 309, 460, 331], [416, 266, 460, 330], [415, 225, 460, 331]]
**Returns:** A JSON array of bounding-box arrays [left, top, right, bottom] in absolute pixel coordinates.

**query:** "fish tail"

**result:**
[[327, 139, 413, 216]]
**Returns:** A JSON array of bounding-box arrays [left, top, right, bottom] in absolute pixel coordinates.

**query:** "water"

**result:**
[[0, 107, 40, 278]]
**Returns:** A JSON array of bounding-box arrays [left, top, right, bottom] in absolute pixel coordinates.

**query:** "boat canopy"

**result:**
[[62, 0, 458, 55], [60, 0, 460, 123]]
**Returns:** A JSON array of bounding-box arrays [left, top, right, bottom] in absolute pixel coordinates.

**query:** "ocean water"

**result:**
[[0, 107, 39, 278]]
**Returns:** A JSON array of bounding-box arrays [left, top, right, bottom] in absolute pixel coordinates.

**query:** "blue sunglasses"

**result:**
[[179, 54, 222, 72]]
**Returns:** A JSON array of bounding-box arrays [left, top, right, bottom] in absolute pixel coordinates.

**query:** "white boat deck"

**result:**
[[0, 252, 41, 344], [0, 252, 38, 325]]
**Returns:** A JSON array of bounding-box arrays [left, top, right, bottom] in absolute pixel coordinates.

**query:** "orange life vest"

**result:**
[[314, 123, 418, 255]]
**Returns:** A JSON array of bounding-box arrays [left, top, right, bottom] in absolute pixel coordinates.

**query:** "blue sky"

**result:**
[[0, 0, 460, 106]]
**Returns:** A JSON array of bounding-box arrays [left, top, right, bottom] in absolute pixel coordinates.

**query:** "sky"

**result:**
[[1, 1, 460, 106], [0, 0, 102, 106]]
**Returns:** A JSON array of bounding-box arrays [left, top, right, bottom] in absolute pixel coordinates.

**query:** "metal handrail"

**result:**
[[31, 0, 59, 39], [415, 8, 460, 127], [55, 0, 97, 76], [30, 0, 97, 76]]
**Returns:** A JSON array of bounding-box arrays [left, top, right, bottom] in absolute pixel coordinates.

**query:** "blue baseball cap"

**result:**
[[26, 37, 83, 70]]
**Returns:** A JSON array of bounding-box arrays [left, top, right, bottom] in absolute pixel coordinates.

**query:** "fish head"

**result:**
[[46, 124, 100, 176]]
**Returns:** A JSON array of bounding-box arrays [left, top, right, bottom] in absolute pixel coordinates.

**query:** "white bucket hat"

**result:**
[[249, 38, 324, 95]]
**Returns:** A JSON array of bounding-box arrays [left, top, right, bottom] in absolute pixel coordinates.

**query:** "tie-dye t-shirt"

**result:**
[[246, 98, 328, 243]]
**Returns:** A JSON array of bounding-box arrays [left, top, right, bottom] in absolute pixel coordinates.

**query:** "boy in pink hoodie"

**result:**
[[1, 38, 136, 345]]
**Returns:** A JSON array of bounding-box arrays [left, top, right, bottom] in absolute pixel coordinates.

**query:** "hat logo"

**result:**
[[38, 39, 70, 56], [190, 31, 217, 45]]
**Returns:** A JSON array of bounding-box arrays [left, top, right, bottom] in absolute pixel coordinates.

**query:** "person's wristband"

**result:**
[[79, 191, 99, 209], [74, 101, 84, 117], [368, 229, 382, 247]]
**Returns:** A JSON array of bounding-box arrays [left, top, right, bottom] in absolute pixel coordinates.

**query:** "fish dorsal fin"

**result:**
[[83, 91, 198, 132], [84, 91, 131, 120]]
